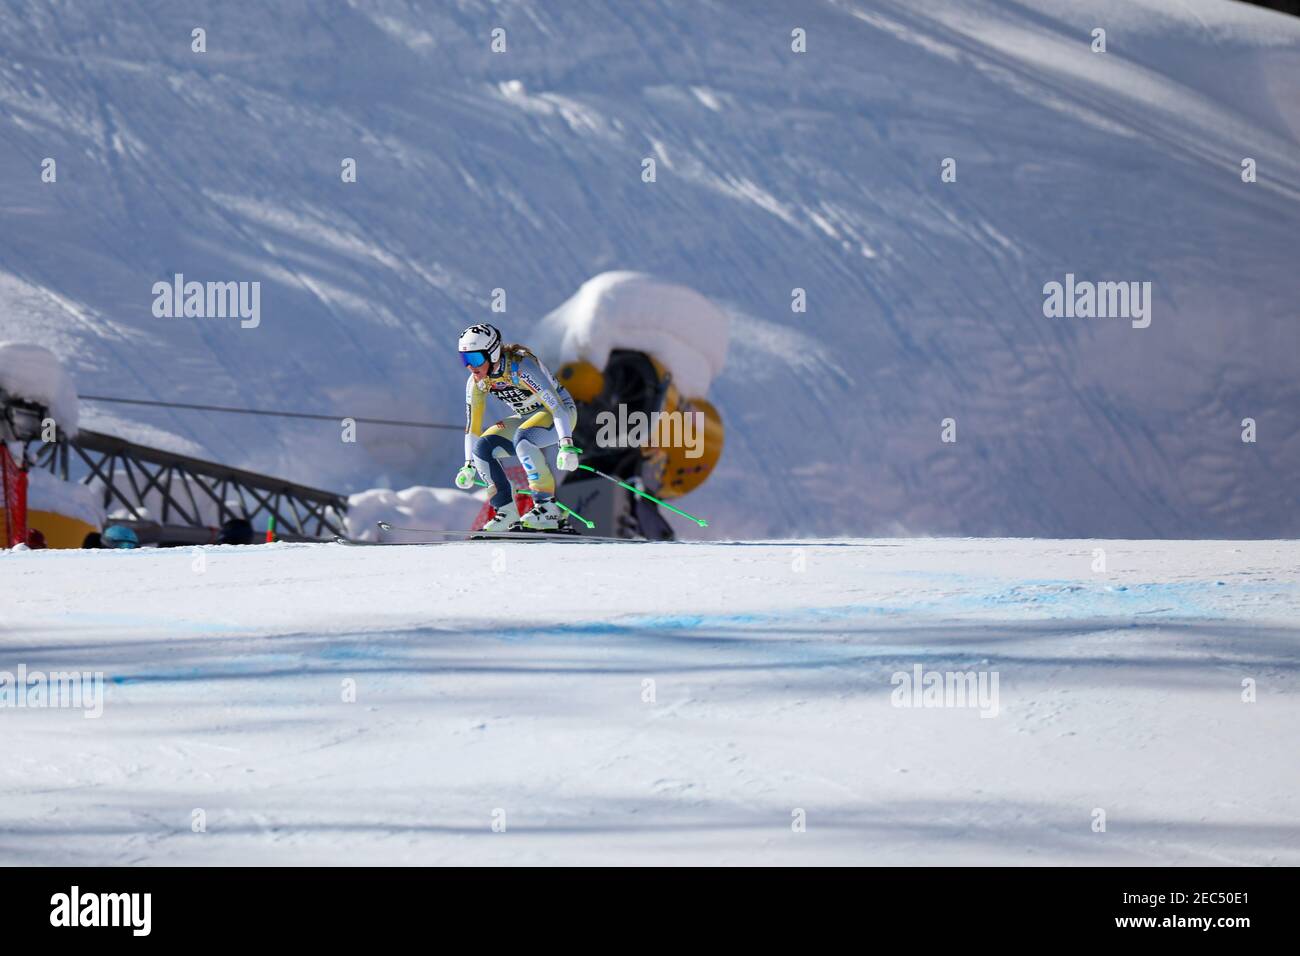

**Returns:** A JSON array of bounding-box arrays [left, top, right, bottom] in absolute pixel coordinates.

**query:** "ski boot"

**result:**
[[515, 500, 575, 534], [477, 500, 521, 535]]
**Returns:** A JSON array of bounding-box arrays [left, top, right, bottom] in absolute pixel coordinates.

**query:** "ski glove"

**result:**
[[556, 443, 581, 473], [454, 463, 478, 490]]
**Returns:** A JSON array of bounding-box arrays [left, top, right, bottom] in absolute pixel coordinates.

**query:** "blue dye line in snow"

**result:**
[[112, 654, 305, 684], [111, 577, 1275, 683], [485, 605, 897, 642], [114, 641, 400, 684], [948, 579, 1229, 620], [491, 578, 1247, 643]]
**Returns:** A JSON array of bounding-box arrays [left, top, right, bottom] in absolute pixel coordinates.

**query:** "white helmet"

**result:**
[[458, 323, 503, 368]]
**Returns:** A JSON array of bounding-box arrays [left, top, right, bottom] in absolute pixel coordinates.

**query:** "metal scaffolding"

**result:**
[[32, 429, 347, 543]]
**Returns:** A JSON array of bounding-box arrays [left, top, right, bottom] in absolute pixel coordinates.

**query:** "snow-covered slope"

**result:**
[[1, 0, 1298, 537], [1, 537, 1296, 864]]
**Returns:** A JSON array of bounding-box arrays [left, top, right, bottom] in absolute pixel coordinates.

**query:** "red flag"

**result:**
[[1, 443, 28, 548]]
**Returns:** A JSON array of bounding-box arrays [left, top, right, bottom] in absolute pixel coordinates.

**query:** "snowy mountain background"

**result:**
[[1, 0, 1298, 538]]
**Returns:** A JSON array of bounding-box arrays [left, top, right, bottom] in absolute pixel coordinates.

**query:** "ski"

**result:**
[[362, 522, 647, 544], [334, 536, 444, 547], [377, 521, 637, 543]]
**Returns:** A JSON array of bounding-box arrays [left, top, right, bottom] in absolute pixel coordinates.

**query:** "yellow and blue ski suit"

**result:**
[[465, 345, 578, 508]]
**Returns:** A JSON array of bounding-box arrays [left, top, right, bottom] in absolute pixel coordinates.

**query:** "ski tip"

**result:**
[[378, 521, 392, 532]]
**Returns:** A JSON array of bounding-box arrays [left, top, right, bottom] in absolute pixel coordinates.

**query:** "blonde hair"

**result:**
[[502, 343, 537, 365]]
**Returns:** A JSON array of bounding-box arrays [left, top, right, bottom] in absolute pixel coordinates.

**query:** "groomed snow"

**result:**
[[1, 537, 1295, 865]]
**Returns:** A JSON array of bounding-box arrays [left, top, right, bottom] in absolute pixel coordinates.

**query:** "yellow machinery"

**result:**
[[644, 357, 723, 499], [555, 350, 723, 537]]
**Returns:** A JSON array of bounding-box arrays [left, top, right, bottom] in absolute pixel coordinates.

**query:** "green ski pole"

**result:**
[[513, 489, 595, 529], [576, 464, 708, 527]]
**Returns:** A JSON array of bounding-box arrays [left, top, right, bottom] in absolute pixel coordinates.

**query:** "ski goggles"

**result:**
[[460, 350, 490, 368]]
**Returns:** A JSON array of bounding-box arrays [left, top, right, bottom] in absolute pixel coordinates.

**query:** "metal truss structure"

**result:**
[[32, 429, 347, 544]]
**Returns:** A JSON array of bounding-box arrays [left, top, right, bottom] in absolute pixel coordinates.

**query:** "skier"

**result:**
[[454, 323, 581, 532]]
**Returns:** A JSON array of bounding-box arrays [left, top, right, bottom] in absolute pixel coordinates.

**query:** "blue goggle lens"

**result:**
[[461, 350, 489, 367]]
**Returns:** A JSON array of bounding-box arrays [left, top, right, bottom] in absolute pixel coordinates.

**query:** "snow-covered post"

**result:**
[[0, 342, 80, 547]]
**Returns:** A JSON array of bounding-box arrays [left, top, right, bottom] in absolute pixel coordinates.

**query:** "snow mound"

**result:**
[[25, 469, 103, 528], [0, 342, 79, 436], [345, 485, 484, 541], [534, 273, 730, 398]]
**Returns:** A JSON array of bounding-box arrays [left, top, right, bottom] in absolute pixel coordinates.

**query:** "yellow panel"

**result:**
[[645, 397, 723, 499], [556, 360, 605, 403], [3, 509, 98, 549]]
